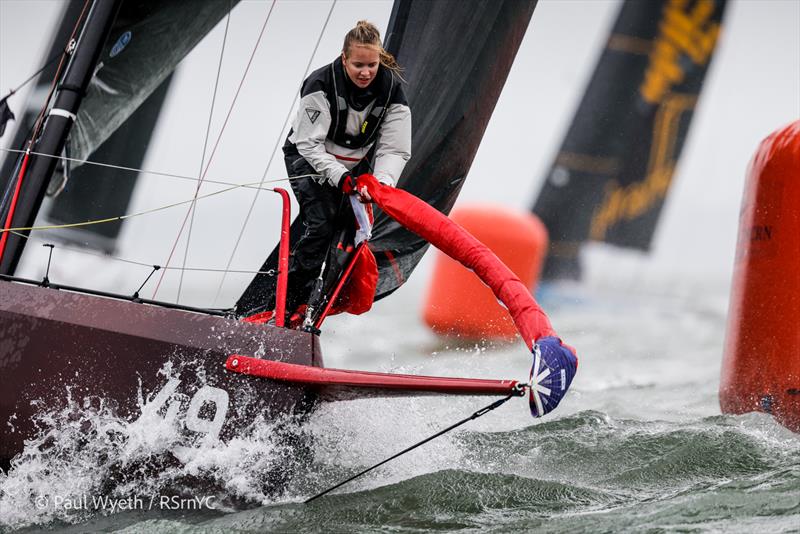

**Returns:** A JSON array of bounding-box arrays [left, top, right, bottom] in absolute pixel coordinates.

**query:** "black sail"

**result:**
[[42, 75, 173, 253], [44, 0, 240, 252], [532, 0, 726, 280], [370, 0, 537, 299], [236, 0, 537, 316], [0, 0, 123, 275], [67, 0, 240, 164]]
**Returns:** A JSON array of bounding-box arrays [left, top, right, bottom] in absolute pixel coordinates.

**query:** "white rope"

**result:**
[[212, 0, 338, 306]]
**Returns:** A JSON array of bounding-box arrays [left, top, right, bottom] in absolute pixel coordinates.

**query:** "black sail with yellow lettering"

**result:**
[[532, 0, 726, 280]]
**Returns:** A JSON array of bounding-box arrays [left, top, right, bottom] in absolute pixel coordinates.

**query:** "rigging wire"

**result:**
[[0, 180, 280, 234], [305, 392, 522, 503], [26, 0, 91, 146], [1, 47, 64, 99], [153, 0, 278, 301], [0, 147, 281, 190], [12, 231, 277, 275], [177, 2, 232, 303], [212, 0, 338, 306], [0, 163, 316, 279]]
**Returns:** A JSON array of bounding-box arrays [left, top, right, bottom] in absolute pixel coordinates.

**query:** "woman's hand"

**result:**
[[357, 185, 373, 203], [338, 172, 356, 194]]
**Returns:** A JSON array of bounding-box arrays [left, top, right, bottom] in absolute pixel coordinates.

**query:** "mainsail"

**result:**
[[236, 0, 538, 316], [42, 75, 173, 253], [531, 0, 726, 280], [66, 0, 240, 164], [0, 0, 239, 273]]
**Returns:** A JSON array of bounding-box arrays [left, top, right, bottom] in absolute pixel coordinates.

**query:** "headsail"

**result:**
[[532, 0, 726, 280], [41, 75, 173, 253], [370, 0, 538, 300], [235, 0, 538, 316]]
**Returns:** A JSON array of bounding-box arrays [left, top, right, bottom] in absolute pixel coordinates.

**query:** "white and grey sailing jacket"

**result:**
[[284, 57, 411, 187]]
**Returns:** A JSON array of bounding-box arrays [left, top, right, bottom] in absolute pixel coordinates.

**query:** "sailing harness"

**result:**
[[327, 57, 395, 150]]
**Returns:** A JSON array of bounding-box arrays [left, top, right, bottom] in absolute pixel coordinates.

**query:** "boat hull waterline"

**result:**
[[0, 281, 322, 466]]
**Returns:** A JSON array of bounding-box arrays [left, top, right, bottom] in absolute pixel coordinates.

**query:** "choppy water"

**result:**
[[2, 280, 799, 533]]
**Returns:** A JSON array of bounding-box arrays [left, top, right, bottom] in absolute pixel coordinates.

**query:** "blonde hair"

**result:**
[[342, 20, 404, 80]]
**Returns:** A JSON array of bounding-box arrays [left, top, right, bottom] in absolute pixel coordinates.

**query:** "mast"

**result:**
[[0, 0, 123, 275], [0, 1, 85, 212]]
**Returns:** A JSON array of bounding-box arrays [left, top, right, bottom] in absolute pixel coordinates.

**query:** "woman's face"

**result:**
[[342, 45, 380, 88]]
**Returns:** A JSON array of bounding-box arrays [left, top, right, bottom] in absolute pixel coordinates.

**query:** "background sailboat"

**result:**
[[531, 0, 727, 281]]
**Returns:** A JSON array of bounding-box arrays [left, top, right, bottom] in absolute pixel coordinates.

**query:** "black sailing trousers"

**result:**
[[284, 154, 365, 315]]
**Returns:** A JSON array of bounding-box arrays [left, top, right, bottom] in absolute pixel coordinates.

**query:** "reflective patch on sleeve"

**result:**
[[306, 109, 321, 123]]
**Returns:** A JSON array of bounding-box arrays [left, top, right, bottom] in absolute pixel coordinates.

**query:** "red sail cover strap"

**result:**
[[226, 354, 520, 395], [358, 174, 557, 350]]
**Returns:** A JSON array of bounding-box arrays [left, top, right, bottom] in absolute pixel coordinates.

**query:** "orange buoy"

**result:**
[[720, 120, 800, 432], [422, 204, 548, 341]]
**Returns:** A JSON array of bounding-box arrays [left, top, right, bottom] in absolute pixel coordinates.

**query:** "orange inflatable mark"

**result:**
[[720, 120, 800, 432], [422, 205, 548, 341]]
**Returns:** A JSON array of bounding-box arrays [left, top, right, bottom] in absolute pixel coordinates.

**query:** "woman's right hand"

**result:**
[[338, 172, 356, 194]]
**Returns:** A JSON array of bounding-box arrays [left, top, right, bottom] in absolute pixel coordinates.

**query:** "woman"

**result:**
[[281, 20, 412, 319]]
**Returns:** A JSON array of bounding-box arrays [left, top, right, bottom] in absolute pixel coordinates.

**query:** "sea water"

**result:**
[[1, 278, 799, 533]]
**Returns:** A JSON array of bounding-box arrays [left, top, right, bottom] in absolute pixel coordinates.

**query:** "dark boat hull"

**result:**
[[0, 280, 322, 465]]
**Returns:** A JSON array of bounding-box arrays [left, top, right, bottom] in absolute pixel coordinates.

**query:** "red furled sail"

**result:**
[[356, 174, 561, 352], [232, 175, 578, 418]]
